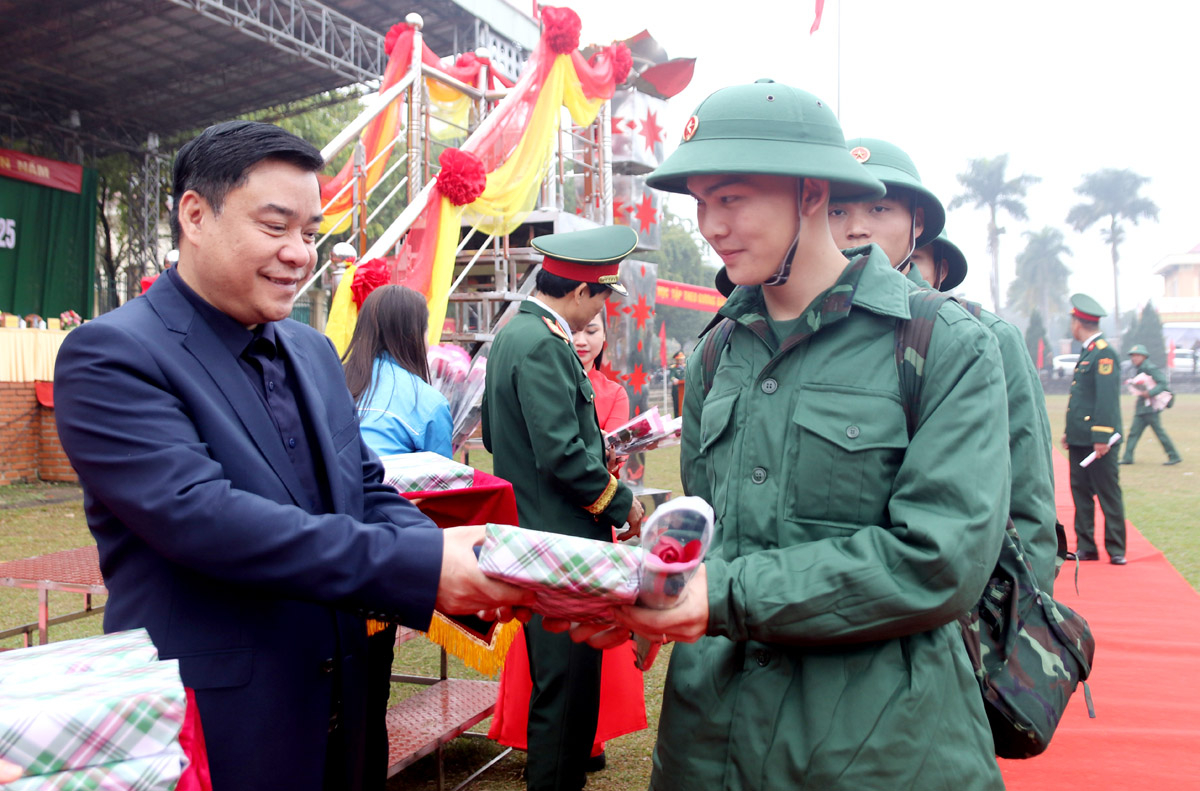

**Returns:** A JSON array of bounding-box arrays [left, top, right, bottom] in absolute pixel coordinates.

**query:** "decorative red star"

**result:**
[[613, 196, 630, 221], [605, 299, 623, 323], [631, 293, 652, 330], [610, 114, 624, 136], [597, 358, 620, 383], [634, 192, 658, 234], [628, 363, 647, 394], [640, 109, 664, 153], [637, 339, 643, 352]]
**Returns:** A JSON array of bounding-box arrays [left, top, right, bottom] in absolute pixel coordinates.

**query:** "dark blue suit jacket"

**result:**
[[53, 272, 444, 790]]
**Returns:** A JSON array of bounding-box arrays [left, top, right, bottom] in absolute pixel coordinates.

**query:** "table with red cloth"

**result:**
[[398, 468, 518, 528]]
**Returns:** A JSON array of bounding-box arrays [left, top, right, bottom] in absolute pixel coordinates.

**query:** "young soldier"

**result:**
[[830, 137, 1059, 592], [482, 224, 644, 791], [1120, 344, 1182, 465], [581, 81, 1010, 789], [1064, 293, 1126, 564], [910, 230, 967, 293]]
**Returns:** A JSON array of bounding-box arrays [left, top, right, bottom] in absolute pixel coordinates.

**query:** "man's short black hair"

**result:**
[[535, 269, 608, 298], [170, 121, 324, 245]]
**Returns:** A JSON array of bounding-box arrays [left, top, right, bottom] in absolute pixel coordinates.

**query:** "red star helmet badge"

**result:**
[[850, 146, 871, 163], [682, 115, 699, 142]]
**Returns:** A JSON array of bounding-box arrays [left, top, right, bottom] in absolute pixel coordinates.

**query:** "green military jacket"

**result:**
[[482, 300, 632, 537], [1066, 333, 1122, 446], [905, 268, 1058, 591], [663, 247, 1008, 790], [1131, 358, 1169, 416]]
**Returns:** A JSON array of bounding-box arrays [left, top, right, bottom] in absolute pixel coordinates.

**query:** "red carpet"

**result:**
[[998, 449, 1200, 789]]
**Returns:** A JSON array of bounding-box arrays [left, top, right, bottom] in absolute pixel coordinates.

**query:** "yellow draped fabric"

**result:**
[[0, 329, 70, 382], [323, 263, 358, 357]]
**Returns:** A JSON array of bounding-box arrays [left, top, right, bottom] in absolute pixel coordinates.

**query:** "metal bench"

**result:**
[[387, 628, 509, 790]]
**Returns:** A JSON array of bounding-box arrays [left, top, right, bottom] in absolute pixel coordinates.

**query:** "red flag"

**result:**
[[811, 0, 825, 34], [1037, 338, 1044, 369], [1168, 339, 1176, 370], [659, 321, 668, 368]]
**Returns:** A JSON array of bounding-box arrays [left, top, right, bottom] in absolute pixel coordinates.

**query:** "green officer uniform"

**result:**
[[1065, 293, 1126, 560], [853, 137, 1059, 592], [646, 82, 1008, 791], [1120, 344, 1181, 465], [481, 225, 634, 791]]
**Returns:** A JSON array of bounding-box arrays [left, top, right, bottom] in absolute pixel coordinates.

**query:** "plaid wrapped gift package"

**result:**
[[477, 523, 643, 623], [0, 629, 159, 686], [0, 631, 188, 789], [381, 451, 474, 493]]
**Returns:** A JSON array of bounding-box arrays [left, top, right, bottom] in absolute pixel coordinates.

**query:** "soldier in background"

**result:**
[[1120, 344, 1182, 466], [1063, 293, 1127, 565]]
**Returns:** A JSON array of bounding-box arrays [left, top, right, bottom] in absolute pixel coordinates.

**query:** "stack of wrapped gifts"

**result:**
[[0, 629, 198, 790]]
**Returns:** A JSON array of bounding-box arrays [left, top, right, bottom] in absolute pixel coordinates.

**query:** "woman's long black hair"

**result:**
[[342, 284, 431, 405]]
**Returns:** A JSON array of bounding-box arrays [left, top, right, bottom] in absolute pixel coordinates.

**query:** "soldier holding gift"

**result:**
[[1120, 343, 1182, 466]]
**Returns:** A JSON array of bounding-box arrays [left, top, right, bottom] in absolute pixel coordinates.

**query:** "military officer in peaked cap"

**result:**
[[1063, 293, 1127, 564], [482, 224, 643, 791]]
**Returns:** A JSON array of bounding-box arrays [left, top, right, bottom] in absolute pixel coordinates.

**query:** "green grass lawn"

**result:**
[[1, 394, 1194, 789]]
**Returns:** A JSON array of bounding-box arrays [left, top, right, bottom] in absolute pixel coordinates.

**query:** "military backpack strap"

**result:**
[[894, 289, 950, 438], [894, 289, 1097, 758], [700, 317, 737, 398]]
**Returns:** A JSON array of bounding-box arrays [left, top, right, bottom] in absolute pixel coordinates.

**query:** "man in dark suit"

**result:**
[[482, 225, 644, 791], [1062, 292, 1127, 565], [53, 121, 530, 791]]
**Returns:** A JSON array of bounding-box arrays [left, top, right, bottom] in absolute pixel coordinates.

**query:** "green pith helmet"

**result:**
[[1127, 344, 1150, 357], [645, 80, 886, 201], [844, 137, 945, 247], [1069, 293, 1107, 321], [930, 231, 967, 292]]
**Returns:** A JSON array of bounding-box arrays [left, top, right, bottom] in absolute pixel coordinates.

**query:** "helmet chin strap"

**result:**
[[895, 211, 918, 274], [763, 178, 804, 287]]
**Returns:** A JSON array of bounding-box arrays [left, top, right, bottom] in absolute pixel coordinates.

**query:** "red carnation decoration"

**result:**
[[384, 23, 411, 57], [590, 43, 633, 85], [541, 6, 582, 55], [437, 148, 487, 206], [611, 43, 633, 84], [351, 257, 389, 309]]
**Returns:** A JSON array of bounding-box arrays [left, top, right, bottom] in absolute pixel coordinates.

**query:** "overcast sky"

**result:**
[[561, 0, 1198, 320]]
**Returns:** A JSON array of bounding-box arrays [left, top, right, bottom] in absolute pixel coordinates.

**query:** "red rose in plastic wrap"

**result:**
[[437, 148, 487, 206], [650, 535, 704, 566], [350, 257, 389, 309], [541, 6, 582, 55]]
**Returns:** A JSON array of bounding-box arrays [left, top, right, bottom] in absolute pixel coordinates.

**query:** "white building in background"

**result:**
[[1154, 244, 1200, 346]]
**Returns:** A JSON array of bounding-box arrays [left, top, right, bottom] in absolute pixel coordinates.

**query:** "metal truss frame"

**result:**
[[165, 0, 387, 85]]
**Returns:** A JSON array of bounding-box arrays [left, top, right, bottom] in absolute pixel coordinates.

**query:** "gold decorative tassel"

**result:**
[[422, 613, 521, 677]]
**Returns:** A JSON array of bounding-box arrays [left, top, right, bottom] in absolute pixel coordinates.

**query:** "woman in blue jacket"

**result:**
[[344, 285, 452, 458]]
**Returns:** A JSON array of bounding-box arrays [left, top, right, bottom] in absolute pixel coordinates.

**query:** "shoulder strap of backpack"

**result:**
[[895, 290, 951, 438], [700, 317, 737, 398]]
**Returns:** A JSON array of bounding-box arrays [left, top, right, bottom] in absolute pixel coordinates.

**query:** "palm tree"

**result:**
[[948, 155, 1041, 313], [1006, 227, 1071, 324], [1066, 168, 1159, 337]]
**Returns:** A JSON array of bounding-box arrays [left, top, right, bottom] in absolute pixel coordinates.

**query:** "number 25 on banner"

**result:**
[[0, 219, 15, 249]]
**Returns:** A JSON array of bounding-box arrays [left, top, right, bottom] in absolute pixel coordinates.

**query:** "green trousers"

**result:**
[[1121, 410, 1181, 463], [1069, 444, 1127, 558], [524, 615, 602, 791]]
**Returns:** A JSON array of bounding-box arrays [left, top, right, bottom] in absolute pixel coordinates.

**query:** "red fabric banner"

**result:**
[[655, 278, 726, 313], [0, 148, 83, 193]]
